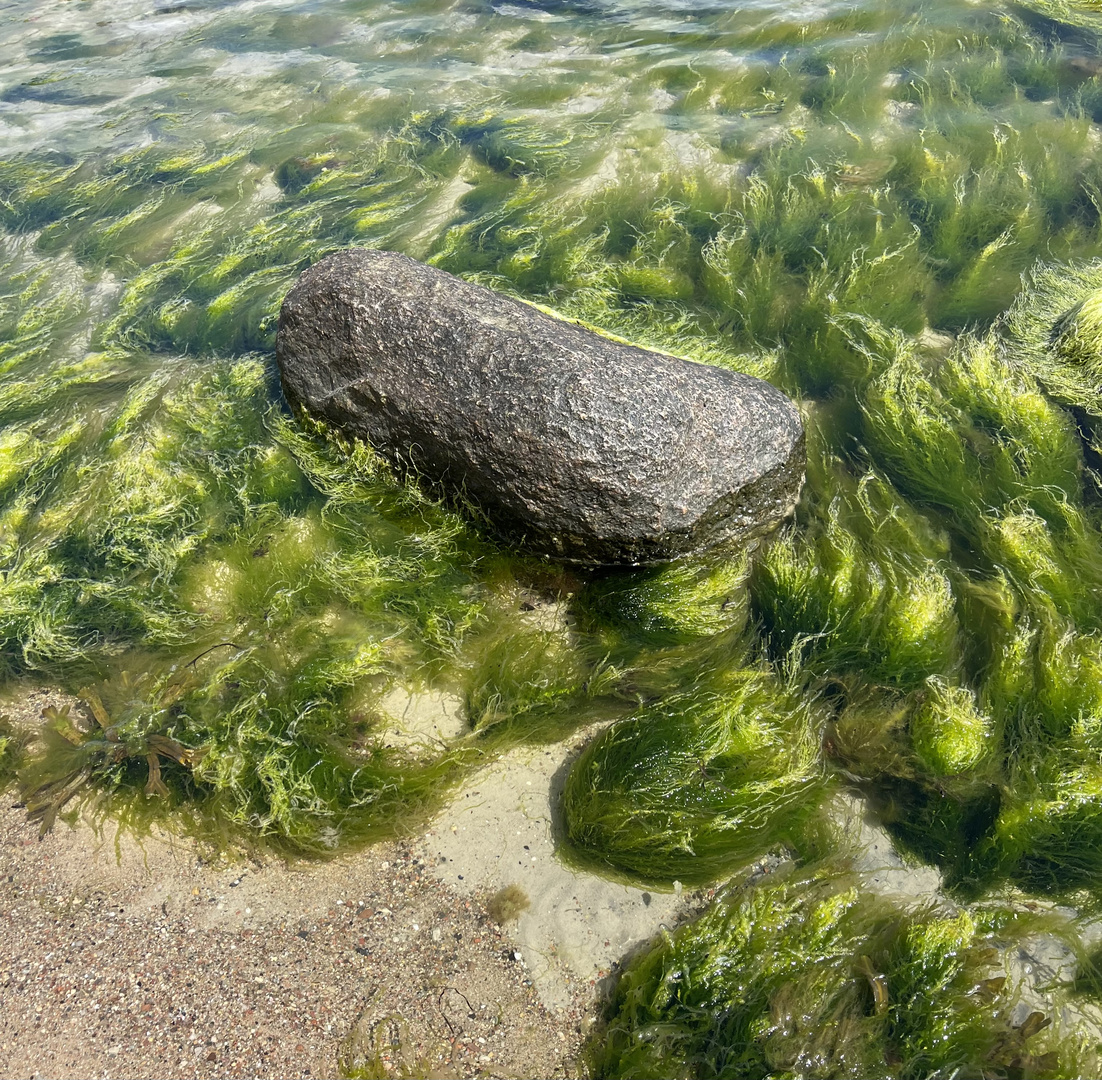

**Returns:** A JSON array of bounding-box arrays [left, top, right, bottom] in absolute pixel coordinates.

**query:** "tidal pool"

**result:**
[[6, 0, 1102, 1074]]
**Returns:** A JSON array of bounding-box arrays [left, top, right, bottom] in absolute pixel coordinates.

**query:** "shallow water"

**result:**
[[7, 0, 1102, 1074]]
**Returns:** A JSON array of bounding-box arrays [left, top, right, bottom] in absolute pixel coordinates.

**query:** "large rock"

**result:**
[[276, 249, 804, 565]]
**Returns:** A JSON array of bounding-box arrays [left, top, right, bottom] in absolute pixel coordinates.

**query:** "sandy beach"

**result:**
[[0, 688, 704, 1080]]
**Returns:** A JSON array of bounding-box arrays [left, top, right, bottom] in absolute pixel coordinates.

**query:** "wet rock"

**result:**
[[277, 249, 804, 564]]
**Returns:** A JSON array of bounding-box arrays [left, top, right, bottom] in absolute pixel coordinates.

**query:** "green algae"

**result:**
[[2, 23, 1102, 881], [910, 680, 997, 778], [592, 868, 1089, 1080], [752, 435, 961, 689], [562, 670, 827, 885], [5, 47, 1102, 885], [578, 558, 750, 647], [0, 711, 21, 790]]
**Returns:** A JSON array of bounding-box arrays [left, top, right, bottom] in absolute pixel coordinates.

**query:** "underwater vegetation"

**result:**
[[13, 0, 1102, 1072], [562, 670, 825, 885], [593, 866, 1090, 1079]]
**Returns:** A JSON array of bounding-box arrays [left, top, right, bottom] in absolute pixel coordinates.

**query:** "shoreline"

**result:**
[[0, 687, 704, 1080], [0, 803, 585, 1080]]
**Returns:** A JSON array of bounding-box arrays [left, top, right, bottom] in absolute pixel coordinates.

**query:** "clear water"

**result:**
[[2, 0, 1090, 163], [1, 0, 953, 159], [8, 0, 1102, 1072]]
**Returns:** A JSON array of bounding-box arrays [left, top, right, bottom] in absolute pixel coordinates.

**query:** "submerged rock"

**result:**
[[277, 248, 804, 564]]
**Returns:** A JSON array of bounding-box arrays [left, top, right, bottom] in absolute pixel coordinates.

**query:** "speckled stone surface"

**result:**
[[277, 249, 805, 564]]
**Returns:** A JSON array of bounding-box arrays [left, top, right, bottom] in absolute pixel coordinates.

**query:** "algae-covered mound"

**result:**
[[593, 870, 1085, 1080], [910, 679, 996, 778], [1005, 261, 1102, 421], [562, 672, 826, 884], [1051, 287, 1102, 376]]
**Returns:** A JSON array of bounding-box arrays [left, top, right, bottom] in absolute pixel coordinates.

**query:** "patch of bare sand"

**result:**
[[421, 727, 704, 1013], [0, 796, 599, 1080]]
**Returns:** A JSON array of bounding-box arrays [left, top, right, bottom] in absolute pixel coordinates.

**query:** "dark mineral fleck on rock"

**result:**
[[276, 248, 804, 565]]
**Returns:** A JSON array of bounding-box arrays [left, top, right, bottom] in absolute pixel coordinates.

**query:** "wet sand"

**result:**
[[0, 688, 703, 1080]]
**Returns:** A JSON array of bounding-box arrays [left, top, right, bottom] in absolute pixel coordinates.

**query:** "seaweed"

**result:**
[[486, 883, 531, 924], [11, 4, 1102, 1067], [577, 557, 750, 651], [562, 671, 827, 885], [462, 622, 617, 740], [0, 711, 23, 789], [17, 685, 208, 837], [591, 869, 1087, 1079]]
